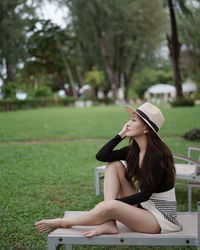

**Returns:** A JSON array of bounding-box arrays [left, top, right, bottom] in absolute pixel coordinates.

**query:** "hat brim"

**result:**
[[124, 105, 162, 140]]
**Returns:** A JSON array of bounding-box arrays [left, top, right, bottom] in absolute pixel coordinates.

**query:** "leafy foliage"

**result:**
[[29, 85, 53, 98], [170, 97, 195, 106], [178, 4, 200, 96], [1, 82, 18, 98], [65, 0, 168, 98], [83, 67, 105, 97], [0, 0, 36, 83], [133, 68, 173, 98], [24, 21, 74, 93], [0, 98, 55, 111], [183, 128, 200, 142], [84, 68, 105, 88]]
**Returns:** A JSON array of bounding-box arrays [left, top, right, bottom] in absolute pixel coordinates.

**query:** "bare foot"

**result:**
[[84, 220, 119, 238], [34, 218, 63, 234]]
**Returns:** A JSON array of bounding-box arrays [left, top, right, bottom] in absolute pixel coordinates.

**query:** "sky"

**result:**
[[36, 0, 69, 28]]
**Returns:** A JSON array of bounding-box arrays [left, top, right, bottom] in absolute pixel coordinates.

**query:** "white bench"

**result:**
[[173, 153, 200, 211], [48, 204, 200, 249], [174, 146, 200, 211]]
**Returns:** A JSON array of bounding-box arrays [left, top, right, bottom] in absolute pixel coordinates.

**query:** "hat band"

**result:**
[[136, 109, 159, 132]]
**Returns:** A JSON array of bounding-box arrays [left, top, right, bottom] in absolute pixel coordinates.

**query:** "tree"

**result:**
[[164, 0, 191, 99], [61, 0, 167, 100], [178, 2, 200, 96], [0, 0, 35, 84], [178, 3, 200, 79], [23, 20, 79, 96], [83, 67, 105, 98]]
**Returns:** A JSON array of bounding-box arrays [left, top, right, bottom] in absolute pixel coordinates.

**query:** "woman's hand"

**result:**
[[118, 121, 129, 139]]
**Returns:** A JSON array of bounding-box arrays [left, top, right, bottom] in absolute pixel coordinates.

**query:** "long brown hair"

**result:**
[[126, 127, 175, 188]]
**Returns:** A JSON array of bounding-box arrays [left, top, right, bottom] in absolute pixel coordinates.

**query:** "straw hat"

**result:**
[[125, 102, 165, 138]]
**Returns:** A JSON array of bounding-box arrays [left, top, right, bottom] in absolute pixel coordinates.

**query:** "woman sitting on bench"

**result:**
[[35, 103, 182, 237]]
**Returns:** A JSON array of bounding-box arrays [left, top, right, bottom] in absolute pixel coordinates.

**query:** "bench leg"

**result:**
[[188, 183, 192, 212], [48, 238, 72, 250], [198, 202, 200, 249], [48, 237, 58, 250], [95, 170, 101, 196]]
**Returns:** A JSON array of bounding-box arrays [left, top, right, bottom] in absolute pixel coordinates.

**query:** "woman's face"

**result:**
[[126, 113, 148, 138]]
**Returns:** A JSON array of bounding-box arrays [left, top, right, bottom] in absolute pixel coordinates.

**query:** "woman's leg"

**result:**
[[84, 161, 137, 237], [35, 200, 160, 234], [35, 161, 150, 235], [103, 161, 137, 200]]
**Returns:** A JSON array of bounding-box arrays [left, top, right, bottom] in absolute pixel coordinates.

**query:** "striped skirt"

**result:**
[[140, 188, 183, 233]]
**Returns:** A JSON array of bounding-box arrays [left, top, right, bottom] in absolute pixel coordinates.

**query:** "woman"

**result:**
[[35, 102, 182, 237]]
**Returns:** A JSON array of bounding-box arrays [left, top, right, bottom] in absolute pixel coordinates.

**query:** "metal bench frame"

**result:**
[[173, 146, 200, 211]]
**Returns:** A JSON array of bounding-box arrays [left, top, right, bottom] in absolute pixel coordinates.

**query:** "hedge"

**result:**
[[0, 97, 112, 111], [0, 98, 59, 111]]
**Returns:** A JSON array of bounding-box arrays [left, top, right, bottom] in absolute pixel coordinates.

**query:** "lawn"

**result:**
[[0, 104, 200, 250]]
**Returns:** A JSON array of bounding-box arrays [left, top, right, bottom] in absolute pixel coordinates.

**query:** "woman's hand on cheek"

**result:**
[[119, 121, 129, 138]]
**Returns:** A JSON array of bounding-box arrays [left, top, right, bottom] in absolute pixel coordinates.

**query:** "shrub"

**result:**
[[29, 85, 53, 98], [194, 92, 200, 100], [0, 98, 57, 111], [183, 128, 200, 142], [97, 97, 113, 104], [0, 96, 114, 111], [170, 97, 195, 107], [1, 82, 18, 98], [58, 97, 76, 106]]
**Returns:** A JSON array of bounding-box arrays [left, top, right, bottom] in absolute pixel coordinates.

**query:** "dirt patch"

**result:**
[[0, 137, 107, 144], [0, 136, 182, 144]]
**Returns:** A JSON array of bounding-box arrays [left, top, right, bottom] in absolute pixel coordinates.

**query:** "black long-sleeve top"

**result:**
[[96, 135, 174, 206]]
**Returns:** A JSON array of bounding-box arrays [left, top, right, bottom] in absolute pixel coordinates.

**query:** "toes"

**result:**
[[40, 228, 50, 234], [35, 226, 50, 233], [34, 222, 50, 233], [84, 232, 90, 238], [37, 225, 46, 231], [84, 230, 100, 238], [35, 220, 46, 226], [84, 232, 93, 238], [35, 226, 44, 232]]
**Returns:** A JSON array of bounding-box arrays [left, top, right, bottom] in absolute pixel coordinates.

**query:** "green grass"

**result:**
[[0, 105, 200, 141], [0, 104, 200, 249]]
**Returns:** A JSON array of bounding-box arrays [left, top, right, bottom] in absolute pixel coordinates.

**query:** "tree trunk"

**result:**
[[123, 54, 139, 101], [34, 77, 38, 89], [53, 73, 68, 96], [51, 26, 78, 97], [69, 36, 83, 90], [92, 3, 119, 100], [167, 0, 183, 99], [124, 75, 129, 101], [99, 36, 120, 99], [94, 86, 98, 99], [5, 57, 14, 84]]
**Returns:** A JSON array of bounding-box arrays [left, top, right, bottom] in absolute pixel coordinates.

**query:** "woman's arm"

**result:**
[[96, 121, 130, 162], [96, 135, 129, 162], [116, 182, 153, 205]]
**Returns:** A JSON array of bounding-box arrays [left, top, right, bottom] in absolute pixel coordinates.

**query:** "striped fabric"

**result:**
[[150, 198, 183, 229], [140, 188, 183, 233]]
